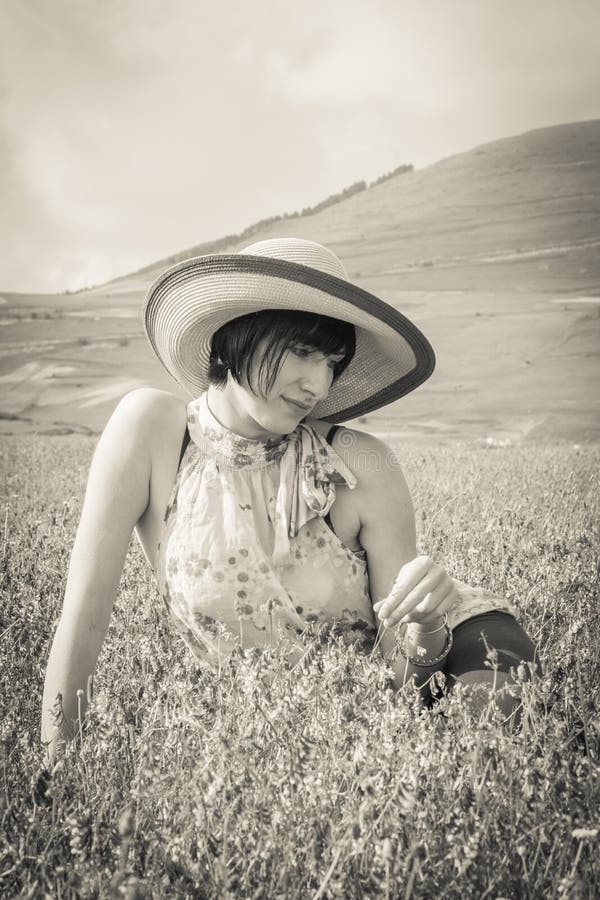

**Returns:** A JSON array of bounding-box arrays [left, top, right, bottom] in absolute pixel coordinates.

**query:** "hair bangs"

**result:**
[[208, 309, 356, 398], [255, 311, 355, 397]]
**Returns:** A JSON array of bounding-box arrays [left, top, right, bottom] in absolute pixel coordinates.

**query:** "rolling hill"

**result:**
[[1, 119, 599, 441]]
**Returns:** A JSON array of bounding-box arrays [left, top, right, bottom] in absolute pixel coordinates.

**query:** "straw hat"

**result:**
[[143, 237, 435, 422]]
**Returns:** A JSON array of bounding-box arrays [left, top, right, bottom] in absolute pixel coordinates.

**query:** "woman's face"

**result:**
[[209, 337, 345, 439]]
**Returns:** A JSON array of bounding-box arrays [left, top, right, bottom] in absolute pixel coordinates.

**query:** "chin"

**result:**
[[256, 412, 290, 438]]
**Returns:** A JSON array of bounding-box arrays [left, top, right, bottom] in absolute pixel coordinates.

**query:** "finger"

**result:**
[[373, 555, 433, 615], [400, 584, 457, 627], [381, 566, 446, 625], [382, 555, 432, 607], [401, 580, 451, 625], [431, 588, 458, 620], [408, 580, 456, 619], [384, 584, 445, 629]]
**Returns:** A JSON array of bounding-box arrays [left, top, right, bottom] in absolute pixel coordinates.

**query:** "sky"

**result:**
[[1, 0, 599, 294]]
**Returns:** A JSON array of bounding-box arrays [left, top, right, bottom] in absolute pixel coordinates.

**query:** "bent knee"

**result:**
[[448, 668, 525, 725]]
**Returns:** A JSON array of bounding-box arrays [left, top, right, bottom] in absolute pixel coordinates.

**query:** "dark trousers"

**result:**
[[447, 610, 541, 678], [428, 611, 542, 719]]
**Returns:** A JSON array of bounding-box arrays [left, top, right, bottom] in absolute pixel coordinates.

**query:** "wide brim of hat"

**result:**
[[143, 254, 435, 422]]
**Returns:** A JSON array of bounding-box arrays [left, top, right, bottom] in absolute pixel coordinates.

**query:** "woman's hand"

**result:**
[[372, 555, 458, 630]]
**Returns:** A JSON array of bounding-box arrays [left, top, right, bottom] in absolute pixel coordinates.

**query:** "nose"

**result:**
[[299, 358, 333, 402]]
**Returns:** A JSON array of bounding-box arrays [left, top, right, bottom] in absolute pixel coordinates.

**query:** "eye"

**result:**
[[292, 346, 344, 371]]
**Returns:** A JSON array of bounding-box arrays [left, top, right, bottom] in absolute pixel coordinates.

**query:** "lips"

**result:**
[[283, 397, 312, 412]]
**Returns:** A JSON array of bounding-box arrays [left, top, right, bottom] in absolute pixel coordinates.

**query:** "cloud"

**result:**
[[260, 0, 600, 116], [0, 0, 599, 291]]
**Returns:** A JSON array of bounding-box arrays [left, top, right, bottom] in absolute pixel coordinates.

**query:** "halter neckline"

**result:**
[[185, 391, 358, 566], [187, 392, 302, 470]]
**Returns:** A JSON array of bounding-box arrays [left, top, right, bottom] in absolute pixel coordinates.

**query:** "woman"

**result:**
[[41, 237, 540, 762]]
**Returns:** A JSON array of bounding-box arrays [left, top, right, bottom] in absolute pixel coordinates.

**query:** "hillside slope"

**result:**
[[124, 118, 600, 296], [1, 120, 599, 440]]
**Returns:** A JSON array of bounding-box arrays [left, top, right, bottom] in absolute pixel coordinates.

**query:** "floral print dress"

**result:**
[[154, 391, 520, 668]]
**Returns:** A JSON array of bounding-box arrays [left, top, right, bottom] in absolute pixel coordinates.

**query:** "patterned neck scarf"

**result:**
[[187, 391, 358, 566]]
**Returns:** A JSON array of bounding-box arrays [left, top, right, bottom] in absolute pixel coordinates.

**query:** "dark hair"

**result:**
[[207, 309, 356, 398]]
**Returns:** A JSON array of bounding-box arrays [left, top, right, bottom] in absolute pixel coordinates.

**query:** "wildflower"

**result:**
[[67, 813, 92, 856], [431, 669, 446, 692], [572, 828, 598, 840], [568, 620, 584, 637], [205, 775, 224, 805], [517, 663, 529, 682], [234, 598, 254, 617]]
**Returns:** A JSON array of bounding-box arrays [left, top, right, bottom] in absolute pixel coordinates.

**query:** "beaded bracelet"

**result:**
[[398, 617, 454, 667]]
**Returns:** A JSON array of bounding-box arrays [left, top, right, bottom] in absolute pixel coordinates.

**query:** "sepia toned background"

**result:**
[[2, 5, 600, 897], [1, 0, 599, 442]]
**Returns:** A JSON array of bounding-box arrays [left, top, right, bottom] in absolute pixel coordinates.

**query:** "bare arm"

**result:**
[[41, 389, 161, 764], [353, 433, 453, 695]]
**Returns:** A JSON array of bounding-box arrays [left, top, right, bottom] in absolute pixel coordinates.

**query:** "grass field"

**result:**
[[1, 437, 599, 898]]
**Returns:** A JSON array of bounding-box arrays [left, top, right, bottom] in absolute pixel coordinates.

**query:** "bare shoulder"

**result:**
[[314, 420, 412, 523], [114, 387, 187, 431], [94, 389, 188, 489], [309, 419, 399, 484], [105, 388, 185, 452]]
